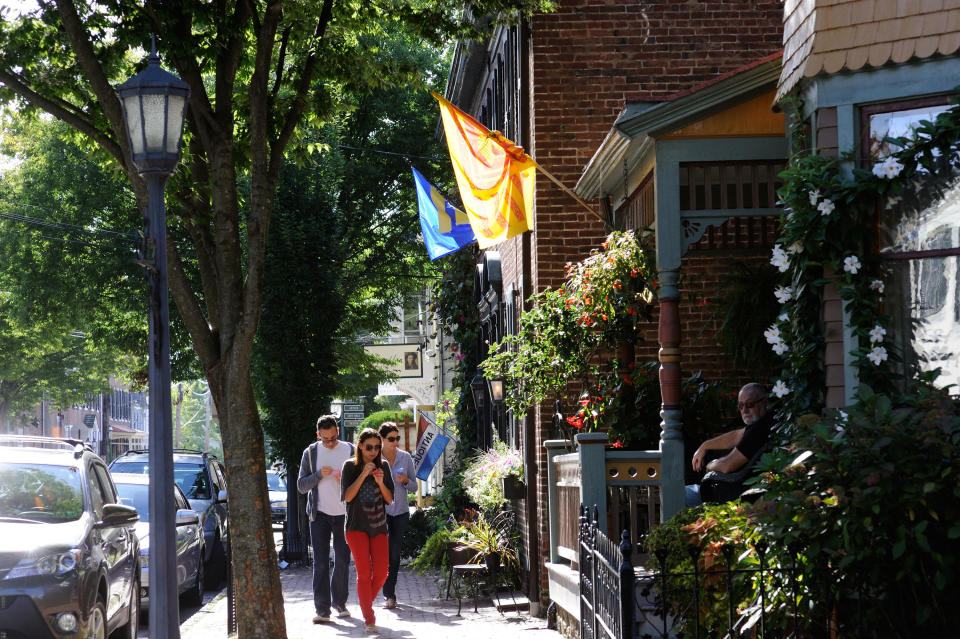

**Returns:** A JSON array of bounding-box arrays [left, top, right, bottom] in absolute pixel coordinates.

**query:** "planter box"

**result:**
[[502, 474, 526, 500]]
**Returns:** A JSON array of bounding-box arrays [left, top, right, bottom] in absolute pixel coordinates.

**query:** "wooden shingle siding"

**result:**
[[777, 0, 960, 101]]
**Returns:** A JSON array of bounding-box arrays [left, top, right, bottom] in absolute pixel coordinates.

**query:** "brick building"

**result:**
[[446, 0, 785, 612]]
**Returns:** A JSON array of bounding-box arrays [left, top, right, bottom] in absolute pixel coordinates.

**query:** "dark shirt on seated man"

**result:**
[[685, 382, 772, 507]]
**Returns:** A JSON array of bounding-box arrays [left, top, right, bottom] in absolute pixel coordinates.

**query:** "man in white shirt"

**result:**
[[297, 415, 354, 623]]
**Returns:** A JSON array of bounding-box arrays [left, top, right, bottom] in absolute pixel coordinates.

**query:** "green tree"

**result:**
[[0, 117, 145, 429], [0, 2, 550, 635]]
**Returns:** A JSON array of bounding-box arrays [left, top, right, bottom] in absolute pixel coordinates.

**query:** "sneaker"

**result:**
[[365, 624, 379, 634], [312, 614, 331, 624], [335, 605, 351, 618], [383, 598, 397, 609]]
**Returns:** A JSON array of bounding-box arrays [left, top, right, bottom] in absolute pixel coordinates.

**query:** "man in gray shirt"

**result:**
[[297, 415, 354, 623]]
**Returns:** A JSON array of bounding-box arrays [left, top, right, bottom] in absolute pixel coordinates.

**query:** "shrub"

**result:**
[[748, 383, 960, 635], [357, 409, 412, 433]]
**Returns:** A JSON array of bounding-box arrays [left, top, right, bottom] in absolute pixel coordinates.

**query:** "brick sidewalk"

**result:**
[[180, 563, 562, 639]]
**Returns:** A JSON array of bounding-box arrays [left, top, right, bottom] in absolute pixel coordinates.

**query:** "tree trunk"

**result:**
[[212, 359, 286, 638]]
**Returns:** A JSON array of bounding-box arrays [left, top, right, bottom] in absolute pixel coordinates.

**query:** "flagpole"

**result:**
[[530, 160, 610, 228]]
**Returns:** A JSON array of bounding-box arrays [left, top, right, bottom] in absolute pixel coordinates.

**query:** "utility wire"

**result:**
[[337, 144, 446, 163], [0, 208, 137, 242]]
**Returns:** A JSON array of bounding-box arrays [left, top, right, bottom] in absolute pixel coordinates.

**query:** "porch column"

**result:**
[[655, 149, 684, 520], [657, 270, 684, 520]]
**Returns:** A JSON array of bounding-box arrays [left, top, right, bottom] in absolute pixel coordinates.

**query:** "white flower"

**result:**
[[867, 346, 889, 366], [838, 410, 849, 423], [818, 198, 835, 216], [869, 325, 887, 343], [764, 325, 782, 344], [772, 380, 790, 398], [869, 279, 885, 294], [772, 341, 789, 355], [778, 312, 789, 322], [843, 255, 862, 274], [808, 188, 820, 206], [770, 244, 790, 272], [872, 156, 905, 179], [774, 286, 794, 304]]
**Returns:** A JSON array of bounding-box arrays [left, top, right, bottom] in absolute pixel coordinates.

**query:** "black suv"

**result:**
[[109, 449, 228, 586], [0, 435, 141, 639]]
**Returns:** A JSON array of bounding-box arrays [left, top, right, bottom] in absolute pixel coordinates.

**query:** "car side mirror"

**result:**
[[217, 489, 227, 504], [96, 503, 139, 528], [176, 509, 200, 526]]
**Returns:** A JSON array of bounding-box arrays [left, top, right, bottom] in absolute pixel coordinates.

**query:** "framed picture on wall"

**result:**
[[364, 344, 423, 378]]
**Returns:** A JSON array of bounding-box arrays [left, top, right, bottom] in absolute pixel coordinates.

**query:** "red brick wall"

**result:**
[[501, 0, 785, 599]]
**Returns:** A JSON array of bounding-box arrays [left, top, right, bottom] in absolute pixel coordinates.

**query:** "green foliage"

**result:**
[[455, 512, 520, 571], [461, 438, 523, 514], [358, 410, 413, 434], [430, 248, 480, 454], [401, 508, 439, 561], [481, 231, 656, 426], [409, 525, 459, 575], [643, 502, 760, 637], [749, 383, 960, 634], [713, 261, 782, 373]]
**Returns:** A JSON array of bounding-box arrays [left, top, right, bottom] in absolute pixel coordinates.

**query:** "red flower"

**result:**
[[601, 241, 608, 249], [566, 415, 584, 430], [578, 398, 590, 406], [611, 439, 624, 448], [601, 314, 608, 321], [621, 374, 634, 386], [697, 298, 710, 308]]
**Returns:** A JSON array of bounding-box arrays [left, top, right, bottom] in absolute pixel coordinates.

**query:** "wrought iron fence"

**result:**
[[578, 505, 871, 639]]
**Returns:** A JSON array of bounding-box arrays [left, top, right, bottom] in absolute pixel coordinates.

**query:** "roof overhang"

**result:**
[[576, 54, 783, 201]]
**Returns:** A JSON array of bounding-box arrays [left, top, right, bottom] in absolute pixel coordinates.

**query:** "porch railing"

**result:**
[[546, 433, 663, 568]]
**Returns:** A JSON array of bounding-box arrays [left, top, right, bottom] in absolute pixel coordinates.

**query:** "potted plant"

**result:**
[[501, 473, 526, 500], [462, 438, 524, 512], [456, 513, 520, 576]]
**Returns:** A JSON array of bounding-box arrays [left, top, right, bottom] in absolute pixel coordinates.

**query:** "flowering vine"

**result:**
[[771, 97, 960, 425]]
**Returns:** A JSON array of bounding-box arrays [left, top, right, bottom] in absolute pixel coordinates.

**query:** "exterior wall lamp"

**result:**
[[487, 378, 504, 405]]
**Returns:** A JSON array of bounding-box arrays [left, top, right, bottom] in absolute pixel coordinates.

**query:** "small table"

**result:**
[[450, 563, 489, 615]]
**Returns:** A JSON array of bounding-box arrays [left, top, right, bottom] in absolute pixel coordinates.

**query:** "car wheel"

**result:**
[[111, 576, 139, 639], [183, 549, 205, 607], [205, 536, 226, 589], [84, 599, 107, 639]]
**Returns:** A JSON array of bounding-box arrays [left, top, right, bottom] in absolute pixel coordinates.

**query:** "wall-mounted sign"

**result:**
[[364, 343, 422, 379]]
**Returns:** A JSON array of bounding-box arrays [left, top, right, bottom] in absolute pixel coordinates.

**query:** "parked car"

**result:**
[[111, 472, 205, 610], [109, 449, 228, 587], [266, 469, 287, 526], [0, 435, 140, 639]]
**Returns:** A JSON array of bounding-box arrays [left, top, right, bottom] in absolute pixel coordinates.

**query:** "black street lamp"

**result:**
[[116, 41, 189, 639]]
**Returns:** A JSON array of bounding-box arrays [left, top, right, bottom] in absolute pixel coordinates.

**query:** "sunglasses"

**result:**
[[385, 436, 400, 442], [319, 435, 338, 444], [738, 398, 766, 411], [363, 444, 382, 452]]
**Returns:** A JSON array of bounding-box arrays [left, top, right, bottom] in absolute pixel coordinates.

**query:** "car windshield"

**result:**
[[266, 472, 286, 492], [109, 460, 149, 474], [174, 464, 209, 500], [0, 462, 84, 522], [114, 482, 150, 522]]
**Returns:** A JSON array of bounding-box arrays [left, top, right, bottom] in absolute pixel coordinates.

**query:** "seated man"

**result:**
[[685, 382, 772, 507]]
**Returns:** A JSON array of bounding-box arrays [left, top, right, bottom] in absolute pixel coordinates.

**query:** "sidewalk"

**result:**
[[180, 563, 562, 639]]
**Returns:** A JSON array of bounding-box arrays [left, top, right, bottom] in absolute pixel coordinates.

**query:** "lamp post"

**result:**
[[116, 41, 189, 639]]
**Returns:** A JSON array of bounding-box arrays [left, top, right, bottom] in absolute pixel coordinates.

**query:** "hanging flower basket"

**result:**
[[501, 474, 526, 500]]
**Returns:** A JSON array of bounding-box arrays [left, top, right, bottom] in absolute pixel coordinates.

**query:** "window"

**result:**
[[872, 98, 960, 393]]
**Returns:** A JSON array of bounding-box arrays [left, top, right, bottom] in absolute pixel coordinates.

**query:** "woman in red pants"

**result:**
[[341, 428, 394, 634]]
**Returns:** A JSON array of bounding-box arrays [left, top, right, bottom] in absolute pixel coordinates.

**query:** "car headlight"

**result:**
[[3, 549, 81, 579]]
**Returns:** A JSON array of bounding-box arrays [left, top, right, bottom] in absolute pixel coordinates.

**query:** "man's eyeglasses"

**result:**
[[319, 434, 338, 444], [363, 444, 382, 452], [738, 398, 766, 411], [385, 436, 400, 442]]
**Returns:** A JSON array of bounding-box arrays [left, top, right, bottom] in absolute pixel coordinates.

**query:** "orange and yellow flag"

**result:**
[[433, 92, 536, 249]]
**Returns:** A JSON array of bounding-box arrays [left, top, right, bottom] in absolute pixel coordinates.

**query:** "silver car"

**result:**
[[111, 473, 205, 610], [0, 435, 140, 639], [266, 469, 287, 526], [109, 449, 228, 586]]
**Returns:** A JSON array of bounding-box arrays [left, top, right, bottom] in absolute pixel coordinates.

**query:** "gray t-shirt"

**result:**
[[340, 459, 394, 537]]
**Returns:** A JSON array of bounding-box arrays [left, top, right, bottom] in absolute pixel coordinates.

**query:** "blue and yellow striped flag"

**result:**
[[412, 167, 476, 260]]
